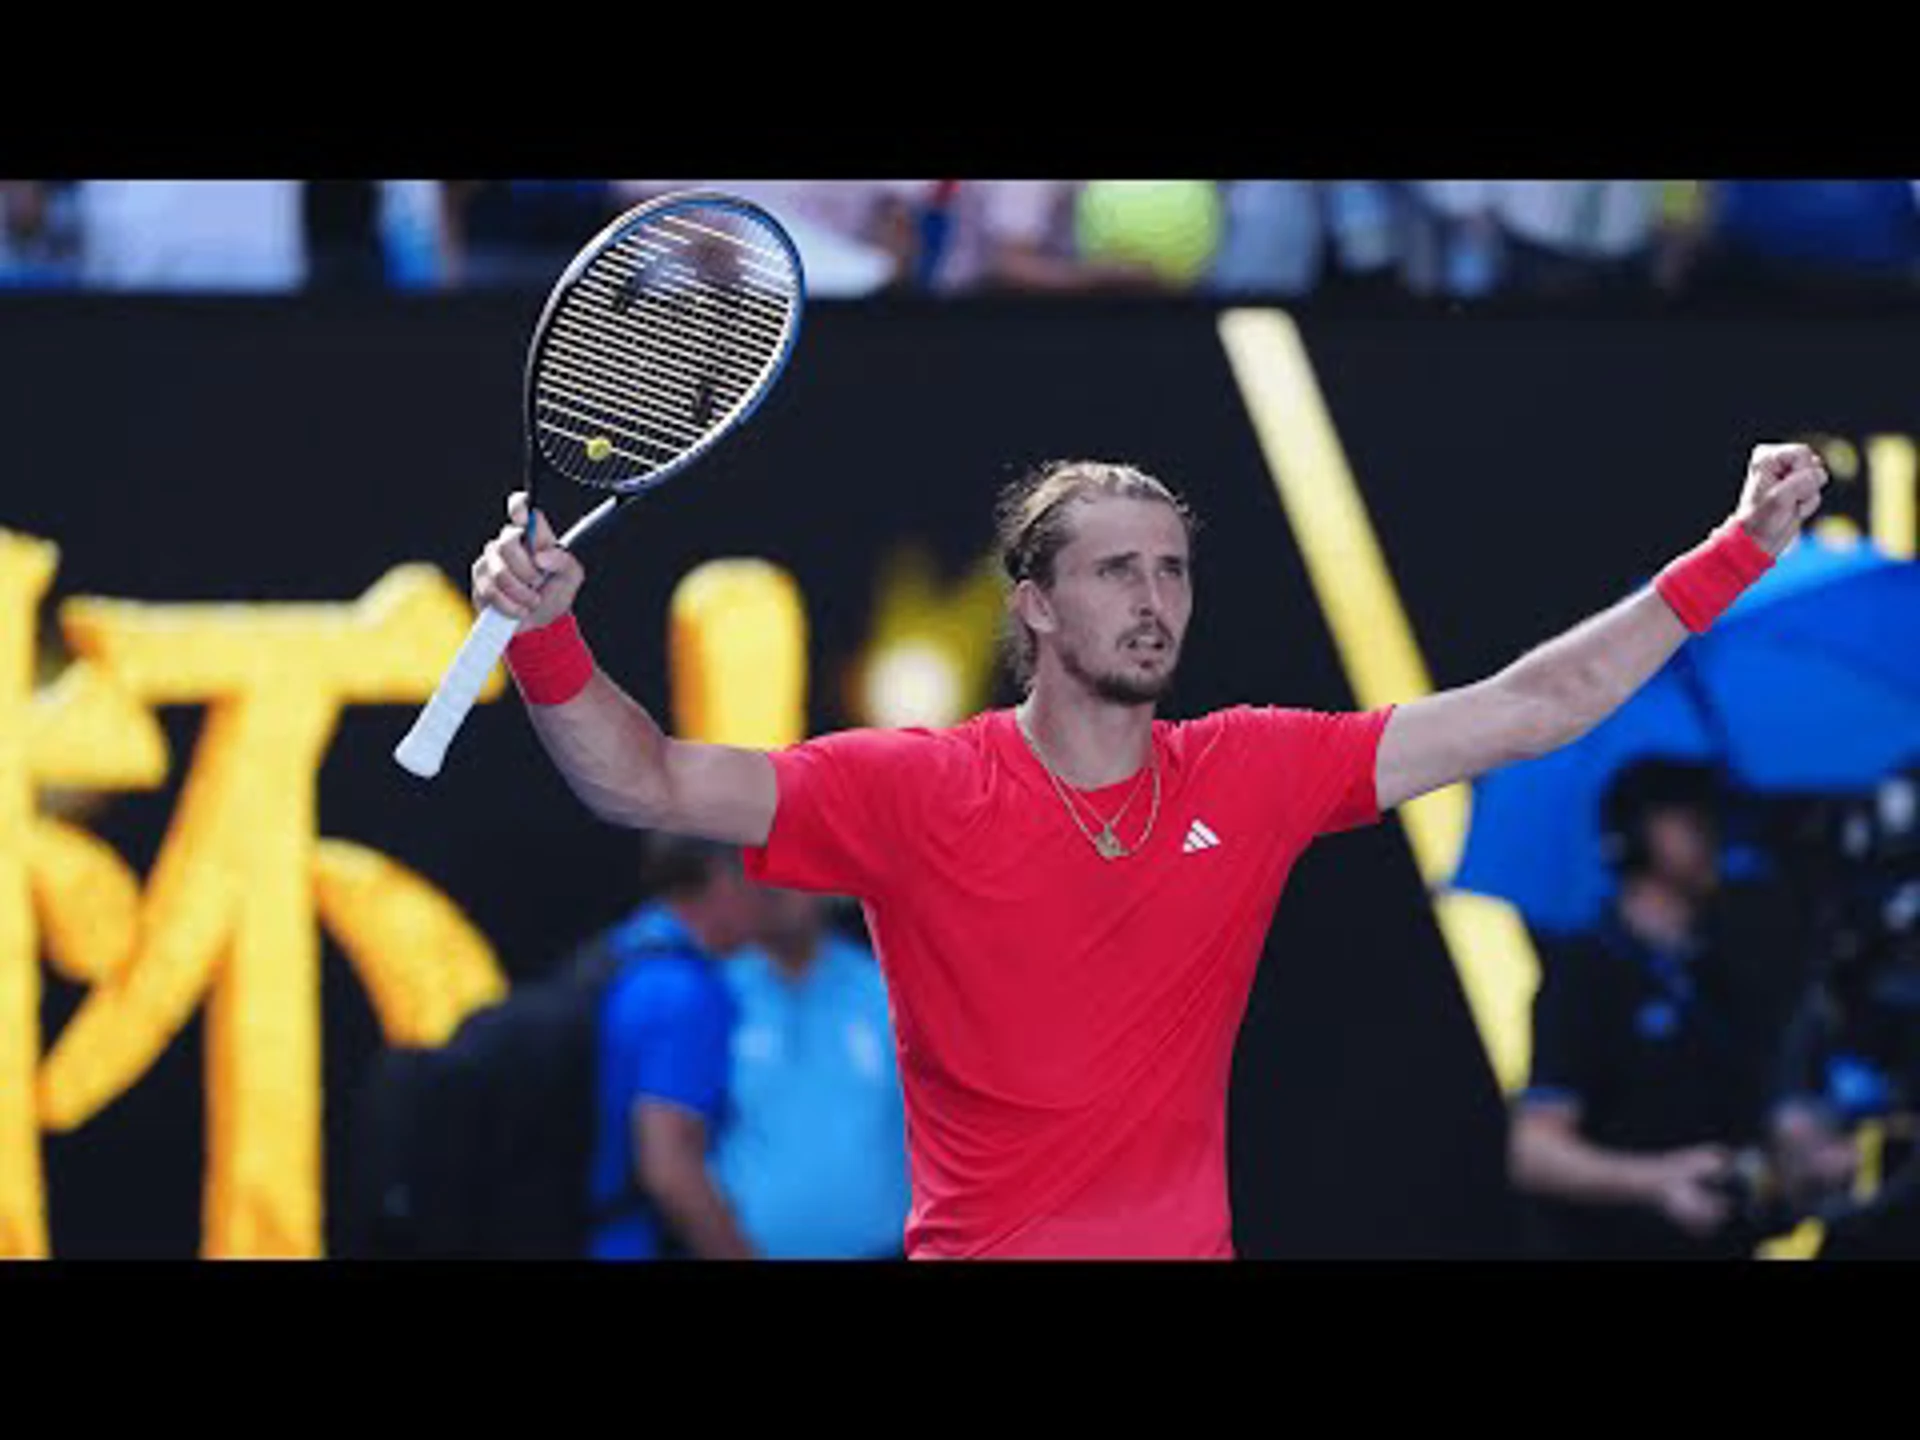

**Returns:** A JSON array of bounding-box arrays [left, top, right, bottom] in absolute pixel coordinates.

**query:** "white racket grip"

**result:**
[[392, 605, 522, 779]]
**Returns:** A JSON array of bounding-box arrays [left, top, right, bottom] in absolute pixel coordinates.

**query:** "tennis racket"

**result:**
[[393, 190, 806, 779]]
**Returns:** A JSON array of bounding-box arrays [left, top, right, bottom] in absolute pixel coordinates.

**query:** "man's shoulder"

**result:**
[[1155, 706, 1234, 757], [1162, 703, 1374, 742], [785, 714, 999, 775], [601, 945, 727, 1023], [800, 712, 996, 746], [1157, 704, 1322, 766]]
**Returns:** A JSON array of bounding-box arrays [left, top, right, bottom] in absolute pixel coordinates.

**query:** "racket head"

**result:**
[[521, 190, 806, 515]]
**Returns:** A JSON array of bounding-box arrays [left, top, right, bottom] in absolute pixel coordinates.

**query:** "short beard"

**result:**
[[1062, 643, 1176, 707]]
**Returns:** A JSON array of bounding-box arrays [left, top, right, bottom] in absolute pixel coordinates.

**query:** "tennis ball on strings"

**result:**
[[1074, 181, 1224, 286], [585, 435, 613, 462]]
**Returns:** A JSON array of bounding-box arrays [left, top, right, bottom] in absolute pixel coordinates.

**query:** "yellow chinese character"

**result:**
[[6, 543, 506, 1258], [3, 536, 810, 1259], [0, 533, 173, 1258]]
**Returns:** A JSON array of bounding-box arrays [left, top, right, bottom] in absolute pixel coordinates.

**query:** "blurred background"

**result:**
[[7, 179, 1920, 305], [4, 177, 1918, 1261]]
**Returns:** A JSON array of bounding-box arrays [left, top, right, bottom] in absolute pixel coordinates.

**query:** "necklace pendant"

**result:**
[[1094, 827, 1125, 860]]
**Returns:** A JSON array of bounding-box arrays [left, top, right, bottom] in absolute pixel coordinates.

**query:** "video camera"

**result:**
[[1719, 765, 1920, 1252], [1807, 765, 1920, 1101]]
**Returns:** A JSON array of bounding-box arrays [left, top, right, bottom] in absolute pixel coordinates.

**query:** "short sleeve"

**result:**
[[1520, 939, 1617, 1113], [605, 965, 733, 1124], [743, 726, 945, 900], [1233, 705, 1394, 837]]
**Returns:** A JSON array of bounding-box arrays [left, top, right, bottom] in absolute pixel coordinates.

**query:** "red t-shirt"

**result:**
[[742, 703, 1393, 1259]]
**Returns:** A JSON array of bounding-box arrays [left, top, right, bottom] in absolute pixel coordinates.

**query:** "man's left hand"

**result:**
[[1735, 443, 1831, 557]]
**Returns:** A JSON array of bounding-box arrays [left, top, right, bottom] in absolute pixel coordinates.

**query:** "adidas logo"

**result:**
[[1181, 818, 1221, 855]]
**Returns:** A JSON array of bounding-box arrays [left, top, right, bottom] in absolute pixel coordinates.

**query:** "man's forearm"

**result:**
[[1494, 586, 1690, 758], [1497, 498, 1783, 756], [1375, 462, 1810, 810], [524, 668, 675, 829], [1511, 1118, 1666, 1209], [644, 1166, 757, 1260]]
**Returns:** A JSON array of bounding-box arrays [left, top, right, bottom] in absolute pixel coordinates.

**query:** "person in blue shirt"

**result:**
[[714, 888, 911, 1259], [588, 832, 765, 1260]]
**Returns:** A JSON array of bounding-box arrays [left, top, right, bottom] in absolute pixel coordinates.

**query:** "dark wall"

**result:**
[[2, 294, 1904, 1257]]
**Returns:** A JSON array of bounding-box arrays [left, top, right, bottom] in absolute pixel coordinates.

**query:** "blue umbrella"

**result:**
[[1449, 536, 1920, 934]]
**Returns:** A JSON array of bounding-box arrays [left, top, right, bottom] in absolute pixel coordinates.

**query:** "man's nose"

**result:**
[[1138, 575, 1168, 619]]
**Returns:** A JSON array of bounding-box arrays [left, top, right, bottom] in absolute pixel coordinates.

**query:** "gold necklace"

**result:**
[[1017, 712, 1162, 860], [1057, 763, 1151, 852]]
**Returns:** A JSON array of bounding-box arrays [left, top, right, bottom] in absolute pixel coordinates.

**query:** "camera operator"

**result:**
[[1766, 766, 1920, 1258], [1510, 759, 1808, 1258]]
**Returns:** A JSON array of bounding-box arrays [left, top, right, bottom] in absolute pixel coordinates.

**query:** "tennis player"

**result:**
[[476, 443, 1828, 1259]]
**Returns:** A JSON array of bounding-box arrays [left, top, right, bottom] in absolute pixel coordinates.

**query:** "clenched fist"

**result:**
[[1734, 443, 1830, 557], [471, 490, 587, 631]]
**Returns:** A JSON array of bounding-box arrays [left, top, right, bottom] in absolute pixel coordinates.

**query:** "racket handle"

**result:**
[[392, 605, 522, 779]]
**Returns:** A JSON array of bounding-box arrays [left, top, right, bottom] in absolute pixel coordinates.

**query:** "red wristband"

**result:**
[[506, 612, 596, 705], [1654, 520, 1775, 634]]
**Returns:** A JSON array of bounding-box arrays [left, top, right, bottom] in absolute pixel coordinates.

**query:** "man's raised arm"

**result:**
[[469, 491, 778, 846], [1374, 443, 1829, 814]]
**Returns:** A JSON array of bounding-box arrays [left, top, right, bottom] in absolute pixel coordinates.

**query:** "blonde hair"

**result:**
[[994, 459, 1197, 691]]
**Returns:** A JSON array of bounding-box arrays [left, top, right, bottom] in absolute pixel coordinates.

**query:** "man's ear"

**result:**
[[1012, 577, 1057, 636]]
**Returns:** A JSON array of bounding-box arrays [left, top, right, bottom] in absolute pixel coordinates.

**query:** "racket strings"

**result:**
[[600, 214, 798, 347], [651, 211, 797, 281], [538, 351, 709, 443], [642, 216, 801, 314], [610, 229, 795, 315], [575, 264, 790, 371], [537, 307, 762, 464], [556, 285, 771, 389], [533, 202, 799, 489], [543, 323, 746, 427]]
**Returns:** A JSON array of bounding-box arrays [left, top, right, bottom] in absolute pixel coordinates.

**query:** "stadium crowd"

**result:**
[[5, 180, 1920, 304]]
